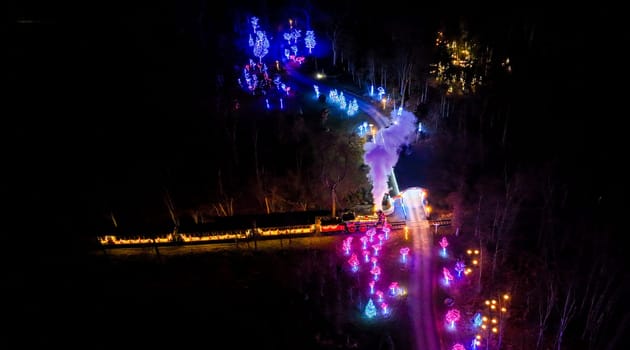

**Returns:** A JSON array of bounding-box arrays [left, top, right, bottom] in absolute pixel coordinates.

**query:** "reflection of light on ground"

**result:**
[[401, 187, 427, 209]]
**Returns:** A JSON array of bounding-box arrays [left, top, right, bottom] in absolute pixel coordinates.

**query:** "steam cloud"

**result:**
[[364, 110, 418, 210]]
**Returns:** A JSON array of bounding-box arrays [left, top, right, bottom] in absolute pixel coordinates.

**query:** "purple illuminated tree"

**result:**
[[454, 260, 465, 277], [451, 344, 466, 350], [305, 30, 316, 53], [253, 31, 269, 63]]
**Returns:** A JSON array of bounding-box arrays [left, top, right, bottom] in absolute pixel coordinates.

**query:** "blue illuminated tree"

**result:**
[[253, 30, 269, 63], [365, 298, 377, 318], [250, 16, 259, 33], [290, 28, 301, 44], [305, 30, 316, 53]]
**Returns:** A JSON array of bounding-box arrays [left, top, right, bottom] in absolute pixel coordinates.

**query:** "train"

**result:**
[[97, 210, 404, 248]]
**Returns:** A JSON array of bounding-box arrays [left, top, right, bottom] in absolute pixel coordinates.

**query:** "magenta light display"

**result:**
[[376, 290, 384, 302], [362, 250, 370, 263], [342, 241, 351, 255], [371, 256, 378, 268], [370, 266, 381, 281], [372, 244, 381, 256], [443, 267, 454, 285], [383, 227, 390, 240], [400, 247, 410, 263], [369, 280, 375, 294], [439, 236, 449, 250], [451, 344, 466, 350], [347, 254, 359, 272], [366, 228, 376, 242], [381, 302, 389, 315], [377, 233, 385, 245], [445, 309, 461, 328], [389, 282, 399, 296], [360, 236, 368, 249]]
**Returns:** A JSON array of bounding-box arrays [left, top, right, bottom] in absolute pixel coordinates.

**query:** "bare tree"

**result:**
[[395, 48, 414, 111], [537, 276, 556, 350], [555, 282, 577, 350]]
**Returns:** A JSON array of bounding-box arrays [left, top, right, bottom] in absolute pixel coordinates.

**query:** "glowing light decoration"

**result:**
[[250, 16, 259, 33], [290, 28, 301, 44], [265, 98, 270, 109], [473, 312, 483, 327], [304, 30, 316, 53], [383, 227, 390, 240], [362, 250, 370, 263], [342, 237, 352, 255], [400, 247, 410, 263], [452, 344, 466, 350], [248, 34, 254, 47], [360, 236, 368, 250], [366, 228, 376, 242], [377, 233, 385, 245], [370, 84, 374, 96], [284, 49, 290, 60], [283, 32, 293, 44], [280, 98, 284, 109], [397, 106, 403, 116], [348, 253, 359, 272], [313, 84, 320, 98], [471, 336, 481, 349], [339, 93, 347, 109], [372, 244, 381, 256], [454, 260, 465, 277], [369, 280, 375, 294], [365, 299, 377, 318], [347, 99, 358, 116], [329, 89, 339, 104], [375, 290, 384, 302], [290, 45, 298, 57], [370, 256, 378, 269], [381, 302, 389, 315], [253, 30, 270, 63], [443, 267, 454, 285], [370, 266, 381, 281], [389, 282, 399, 296], [439, 236, 449, 251], [445, 308, 461, 328]]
